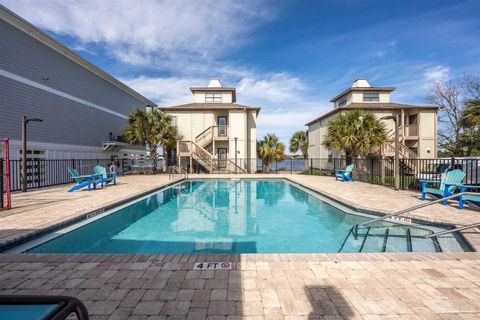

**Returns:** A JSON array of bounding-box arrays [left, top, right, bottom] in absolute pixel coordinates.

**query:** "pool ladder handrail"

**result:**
[[168, 166, 188, 180], [352, 192, 480, 239], [425, 222, 480, 238]]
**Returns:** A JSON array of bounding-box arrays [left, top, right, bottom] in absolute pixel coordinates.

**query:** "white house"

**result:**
[[159, 79, 260, 173], [306, 79, 439, 161]]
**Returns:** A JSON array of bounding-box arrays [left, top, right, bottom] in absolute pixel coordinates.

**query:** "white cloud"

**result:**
[[237, 73, 307, 105], [424, 65, 450, 82], [2, 0, 272, 71], [121, 76, 203, 106], [121, 72, 323, 143]]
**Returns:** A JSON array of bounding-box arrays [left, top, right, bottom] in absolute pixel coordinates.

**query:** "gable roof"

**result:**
[[159, 102, 260, 113], [0, 4, 156, 106], [330, 87, 396, 102], [305, 103, 439, 126]]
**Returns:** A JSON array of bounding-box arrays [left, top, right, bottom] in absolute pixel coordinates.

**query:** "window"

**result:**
[[171, 116, 177, 127], [408, 114, 417, 125], [363, 92, 379, 102], [205, 93, 222, 102], [338, 97, 347, 107]]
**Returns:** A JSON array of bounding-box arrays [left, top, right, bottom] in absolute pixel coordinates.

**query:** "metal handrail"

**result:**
[[168, 166, 188, 180], [353, 192, 480, 238], [425, 222, 480, 238]]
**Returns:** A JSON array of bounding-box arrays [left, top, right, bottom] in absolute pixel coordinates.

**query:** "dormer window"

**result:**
[[363, 92, 379, 102], [205, 93, 222, 102], [338, 97, 347, 107]]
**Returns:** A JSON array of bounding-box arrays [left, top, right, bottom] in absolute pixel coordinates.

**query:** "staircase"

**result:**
[[382, 124, 418, 172], [339, 225, 444, 253], [178, 139, 245, 174]]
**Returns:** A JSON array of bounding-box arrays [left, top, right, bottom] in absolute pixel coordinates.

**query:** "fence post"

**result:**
[[290, 158, 293, 174], [380, 158, 385, 185], [310, 158, 313, 175], [370, 158, 374, 183], [71, 159, 75, 169], [400, 158, 404, 189], [0, 158, 3, 209], [333, 158, 336, 175], [450, 157, 455, 170], [36, 158, 41, 188]]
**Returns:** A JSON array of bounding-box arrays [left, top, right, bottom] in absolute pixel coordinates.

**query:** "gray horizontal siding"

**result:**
[[0, 77, 128, 147], [0, 19, 145, 116]]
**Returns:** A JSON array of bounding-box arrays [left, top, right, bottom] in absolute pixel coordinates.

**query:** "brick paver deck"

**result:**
[[1, 252, 480, 319], [1, 174, 480, 318]]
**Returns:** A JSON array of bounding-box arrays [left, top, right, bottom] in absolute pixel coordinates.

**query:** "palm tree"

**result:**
[[289, 130, 308, 165], [257, 133, 286, 172], [461, 99, 480, 127], [123, 108, 177, 174], [322, 110, 387, 160]]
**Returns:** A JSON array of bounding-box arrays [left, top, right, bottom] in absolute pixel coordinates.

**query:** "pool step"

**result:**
[[339, 225, 443, 253]]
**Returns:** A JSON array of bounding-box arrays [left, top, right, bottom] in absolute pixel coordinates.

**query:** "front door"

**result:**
[[218, 116, 227, 137], [218, 148, 227, 168]]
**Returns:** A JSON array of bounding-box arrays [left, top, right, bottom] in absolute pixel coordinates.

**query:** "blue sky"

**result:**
[[2, 0, 480, 144]]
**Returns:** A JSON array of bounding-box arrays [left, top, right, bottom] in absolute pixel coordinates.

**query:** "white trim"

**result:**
[[0, 68, 128, 119]]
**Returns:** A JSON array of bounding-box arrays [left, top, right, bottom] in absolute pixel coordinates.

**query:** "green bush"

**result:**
[[300, 169, 324, 176]]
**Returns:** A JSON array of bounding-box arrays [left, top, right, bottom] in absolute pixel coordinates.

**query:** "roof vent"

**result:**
[[351, 79, 371, 88], [208, 78, 222, 88]]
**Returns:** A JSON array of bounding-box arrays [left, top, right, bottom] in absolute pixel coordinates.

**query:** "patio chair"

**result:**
[[0, 295, 89, 320], [335, 164, 355, 182], [458, 185, 480, 209], [67, 168, 100, 192], [420, 169, 465, 205], [94, 165, 117, 187]]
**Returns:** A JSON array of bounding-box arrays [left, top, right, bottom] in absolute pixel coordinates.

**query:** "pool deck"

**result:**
[[1, 173, 480, 319]]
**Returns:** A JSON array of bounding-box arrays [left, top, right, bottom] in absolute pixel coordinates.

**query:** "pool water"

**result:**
[[27, 179, 467, 254]]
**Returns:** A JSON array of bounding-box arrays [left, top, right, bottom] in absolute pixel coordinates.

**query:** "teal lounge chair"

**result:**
[[458, 185, 480, 209], [67, 168, 100, 192], [0, 295, 89, 320], [420, 169, 465, 205], [336, 164, 355, 182], [94, 165, 117, 187]]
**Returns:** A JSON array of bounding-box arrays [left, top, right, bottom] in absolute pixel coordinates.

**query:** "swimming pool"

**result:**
[[20, 179, 469, 254]]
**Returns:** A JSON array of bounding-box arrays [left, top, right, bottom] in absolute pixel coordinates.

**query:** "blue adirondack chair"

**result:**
[[94, 165, 117, 187], [420, 169, 465, 205], [335, 164, 355, 182], [458, 185, 480, 209], [67, 168, 100, 192]]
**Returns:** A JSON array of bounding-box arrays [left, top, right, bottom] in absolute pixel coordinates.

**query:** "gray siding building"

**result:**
[[0, 5, 155, 160]]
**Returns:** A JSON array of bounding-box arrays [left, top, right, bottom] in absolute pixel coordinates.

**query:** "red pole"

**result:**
[[1, 138, 11, 210]]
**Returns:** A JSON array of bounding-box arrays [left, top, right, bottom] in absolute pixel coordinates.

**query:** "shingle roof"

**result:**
[[159, 103, 261, 113], [305, 102, 439, 126]]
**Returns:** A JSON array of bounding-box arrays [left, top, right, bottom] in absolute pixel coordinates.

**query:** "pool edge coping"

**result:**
[[2, 175, 478, 253], [0, 178, 184, 253]]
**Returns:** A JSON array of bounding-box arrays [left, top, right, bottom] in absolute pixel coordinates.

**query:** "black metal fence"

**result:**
[[1, 158, 164, 192], [2, 156, 479, 194], [193, 157, 480, 191], [307, 157, 480, 190]]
